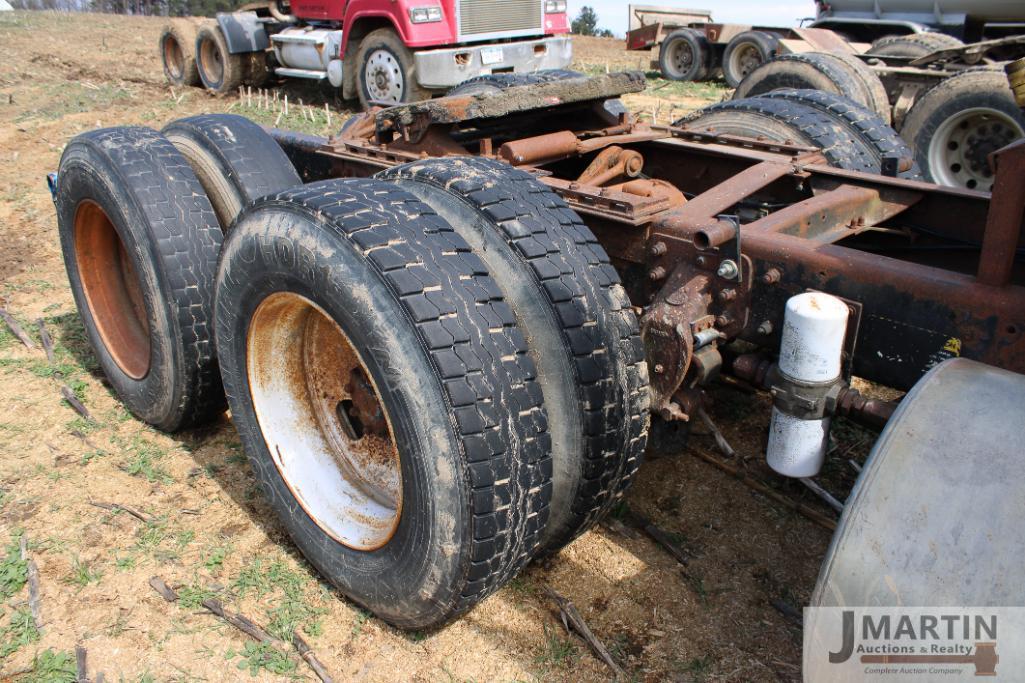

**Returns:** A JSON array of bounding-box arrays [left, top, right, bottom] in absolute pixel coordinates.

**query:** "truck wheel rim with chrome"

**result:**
[[728, 42, 762, 81], [928, 107, 1025, 190], [665, 38, 696, 79], [365, 49, 404, 103], [246, 292, 402, 551]]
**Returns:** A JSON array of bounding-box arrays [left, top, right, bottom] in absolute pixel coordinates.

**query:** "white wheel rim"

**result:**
[[246, 292, 402, 551], [927, 107, 1025, 190], [666, 38, 696, 78], [365, 49, 404, 103], [729, 43, 762, 81]]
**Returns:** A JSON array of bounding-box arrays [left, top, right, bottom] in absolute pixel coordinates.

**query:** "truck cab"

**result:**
[[182, 0, 572, 108]]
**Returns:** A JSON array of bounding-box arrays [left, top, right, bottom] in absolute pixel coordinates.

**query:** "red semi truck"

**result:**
[[160, 0, 572, 107]]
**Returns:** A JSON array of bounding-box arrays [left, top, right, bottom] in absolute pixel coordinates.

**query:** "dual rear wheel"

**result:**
[[55, 116, 649, 628]]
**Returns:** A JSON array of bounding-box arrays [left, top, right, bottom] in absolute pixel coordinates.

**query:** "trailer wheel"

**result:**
[[827, 51, 892, 124], [380, 157, 650, 555], [752, 89, 920, 179], [195, 24, 244, 95], [163, 114, 301, 231], [722, 31, 779, 88], [899, 69, 1025, 190], [55, 127, 224, 431], [447, 69, 628, 125], [808, 359, 1025, 643], [868, 32, 964, 58], [356, 28, 429, 109], [733, 52, 882, 119], [215, 179, 551, 628], [159, 19, 201, 88], [659, 28, 711, 82], [677, 97, 877, 173]]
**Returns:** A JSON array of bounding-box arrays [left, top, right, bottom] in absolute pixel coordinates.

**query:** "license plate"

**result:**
[[480, 47, 504, 65]]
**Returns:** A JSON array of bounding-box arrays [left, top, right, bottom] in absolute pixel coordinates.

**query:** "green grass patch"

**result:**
[[0, 535, 28, 601], [233, 559, 326, 640], [22, 648, 77, 683], [67, 557, 102, 588], [227, 642, 298, 678], [121, 438, 174, 484], [534, 623, 579, 671], [0, 607, 40, 658]]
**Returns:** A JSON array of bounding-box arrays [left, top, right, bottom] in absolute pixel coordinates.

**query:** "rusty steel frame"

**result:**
[[267, 80, 1025, 412]]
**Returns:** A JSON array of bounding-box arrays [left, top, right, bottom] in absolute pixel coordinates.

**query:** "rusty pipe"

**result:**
[[498, 131, 580, 166], [693, 217, 738, 249]]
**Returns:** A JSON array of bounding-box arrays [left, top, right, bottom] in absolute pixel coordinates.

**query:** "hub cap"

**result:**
[[364, 49, 404, 103], [246, 292, 402, 550], [666, 38, 696, 79], [928, 107, 1025, 190]]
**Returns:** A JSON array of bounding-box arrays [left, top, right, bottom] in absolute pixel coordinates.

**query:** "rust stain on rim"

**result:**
[[162, 34, 184, 80], [246, 292, 403, 551], [73, 200, 151, 380]]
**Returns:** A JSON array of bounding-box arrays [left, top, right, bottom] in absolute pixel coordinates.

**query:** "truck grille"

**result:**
[[459, 0, 542, 37]]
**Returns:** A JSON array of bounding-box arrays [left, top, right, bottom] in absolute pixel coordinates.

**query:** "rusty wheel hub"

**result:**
[[246, 292, 402, 550], [74, 200, 150, 379], [163, 36, 184, 79]]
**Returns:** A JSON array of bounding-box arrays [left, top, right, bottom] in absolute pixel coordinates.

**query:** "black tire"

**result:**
[[753, 89, 921, 179], [55, 127, 224, 431], [659, 28, 711, 82], [356, 28, 430, 109], [195, 24, 244, 95], [733, 52, 878, 116], [159, 19, 201, 88], [162, 114, 302, 232], [215, 178, 551, 628], [899, 69, 1025, 190], [447, 69, 628, 125], [380, 157, 650, 555], [868, 33, 964, 58], [676, 97, 879, 173], [722, 31, 779, 88], [828, 51, 892, 123]]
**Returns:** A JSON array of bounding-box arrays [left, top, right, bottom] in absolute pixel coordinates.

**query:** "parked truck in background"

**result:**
[[811, 0, 1025, 42], [160, 0, 572, 108]]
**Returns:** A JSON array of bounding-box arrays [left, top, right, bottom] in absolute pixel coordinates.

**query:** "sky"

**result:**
[[582, 1, 820, 37]]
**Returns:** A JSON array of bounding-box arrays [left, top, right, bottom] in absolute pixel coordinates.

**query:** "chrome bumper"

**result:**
[[414, 35, 573, 89]]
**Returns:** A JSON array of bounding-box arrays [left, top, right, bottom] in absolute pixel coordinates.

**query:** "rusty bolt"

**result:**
[[718, 288, 737, 302], [695, 255, 708, 268], [654, 363, 664, 374], [716, 314, 732, 327], [650, 241, 667, 257], [649, 266, 667, 281], [761, 268, 781, 285], [757, 320, 774, 335]]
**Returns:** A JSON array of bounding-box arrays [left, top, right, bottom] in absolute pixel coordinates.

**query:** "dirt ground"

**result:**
[[0, 13, 873, 682]]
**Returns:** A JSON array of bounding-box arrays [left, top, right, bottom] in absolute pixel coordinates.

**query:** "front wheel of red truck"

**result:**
[[355, 28, 430, 109]]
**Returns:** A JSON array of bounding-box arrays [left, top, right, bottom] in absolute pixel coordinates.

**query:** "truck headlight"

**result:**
[[544, 0, 566, 13], [409, 5, 443, 23]]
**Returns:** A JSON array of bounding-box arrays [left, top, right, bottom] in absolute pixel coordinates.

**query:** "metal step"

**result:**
[[274, 67, 327, 80]]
